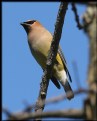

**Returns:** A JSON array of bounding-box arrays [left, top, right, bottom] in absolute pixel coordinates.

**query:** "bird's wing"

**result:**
[[42, 69, 61, 89], [51, 76, 61, 89], [58, 46, 72, 82]]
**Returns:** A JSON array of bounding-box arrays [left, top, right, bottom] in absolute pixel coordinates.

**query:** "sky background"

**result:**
[[2, 2, 89, 120]]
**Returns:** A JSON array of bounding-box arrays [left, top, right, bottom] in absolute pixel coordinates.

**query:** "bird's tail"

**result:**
[[59, 70, 74, 100], [63, 80, 74, 100]]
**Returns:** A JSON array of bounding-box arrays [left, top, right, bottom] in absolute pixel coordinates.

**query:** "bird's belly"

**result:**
[[32, 49, 47, 69], [28, 40, 64, 78], [32, 50, 64, 80]]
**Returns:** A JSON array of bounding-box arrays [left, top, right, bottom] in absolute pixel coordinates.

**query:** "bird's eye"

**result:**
[[24, 20, 36, 25]]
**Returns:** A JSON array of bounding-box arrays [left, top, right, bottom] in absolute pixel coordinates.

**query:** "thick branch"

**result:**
[[82, 3, 97, 120], [3, 87, 97, 120], [35, 2, 69, 114], [5, 109, 84, 120], [75, 2, 97, 6]]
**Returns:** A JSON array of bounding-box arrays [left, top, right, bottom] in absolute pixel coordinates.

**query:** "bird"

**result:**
[[21, 20, 74, 100]]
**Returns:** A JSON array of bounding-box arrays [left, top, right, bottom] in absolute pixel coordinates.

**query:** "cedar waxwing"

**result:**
[[21, 20, 74, 100]]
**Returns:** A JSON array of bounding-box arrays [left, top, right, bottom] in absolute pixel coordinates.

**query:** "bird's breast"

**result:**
[[28, 35, 51, 69]]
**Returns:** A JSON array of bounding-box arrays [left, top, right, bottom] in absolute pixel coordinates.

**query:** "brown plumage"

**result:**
[[21, 20, 74, 100]]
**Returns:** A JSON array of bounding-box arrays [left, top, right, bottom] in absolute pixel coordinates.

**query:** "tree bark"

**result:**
[[83, 4, 97, 120]]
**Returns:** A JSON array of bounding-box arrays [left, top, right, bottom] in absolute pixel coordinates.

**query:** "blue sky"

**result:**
[[2, 2, 89, 120]]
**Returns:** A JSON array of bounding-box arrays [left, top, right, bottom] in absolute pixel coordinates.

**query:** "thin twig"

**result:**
[[71, 3, 83, 30], [23, 88, 97, 112], [2, 108, 18, 120], [72, 61, 81, 89]]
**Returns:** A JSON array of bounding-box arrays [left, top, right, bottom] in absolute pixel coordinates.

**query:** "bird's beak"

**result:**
[[20, 22, 28, 26], [20, 22, 24, 26], [20, 22, 31, 33]]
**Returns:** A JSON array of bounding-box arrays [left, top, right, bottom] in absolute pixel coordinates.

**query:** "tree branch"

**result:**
[[4, 109, 84, 120], [82, 3, 97, 120], [35, 2, 69, 115], [3, 89, 97, 120], [71, 3, 83, 30], [9, 88, 97, 113], [75, 2, 97, 6]]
